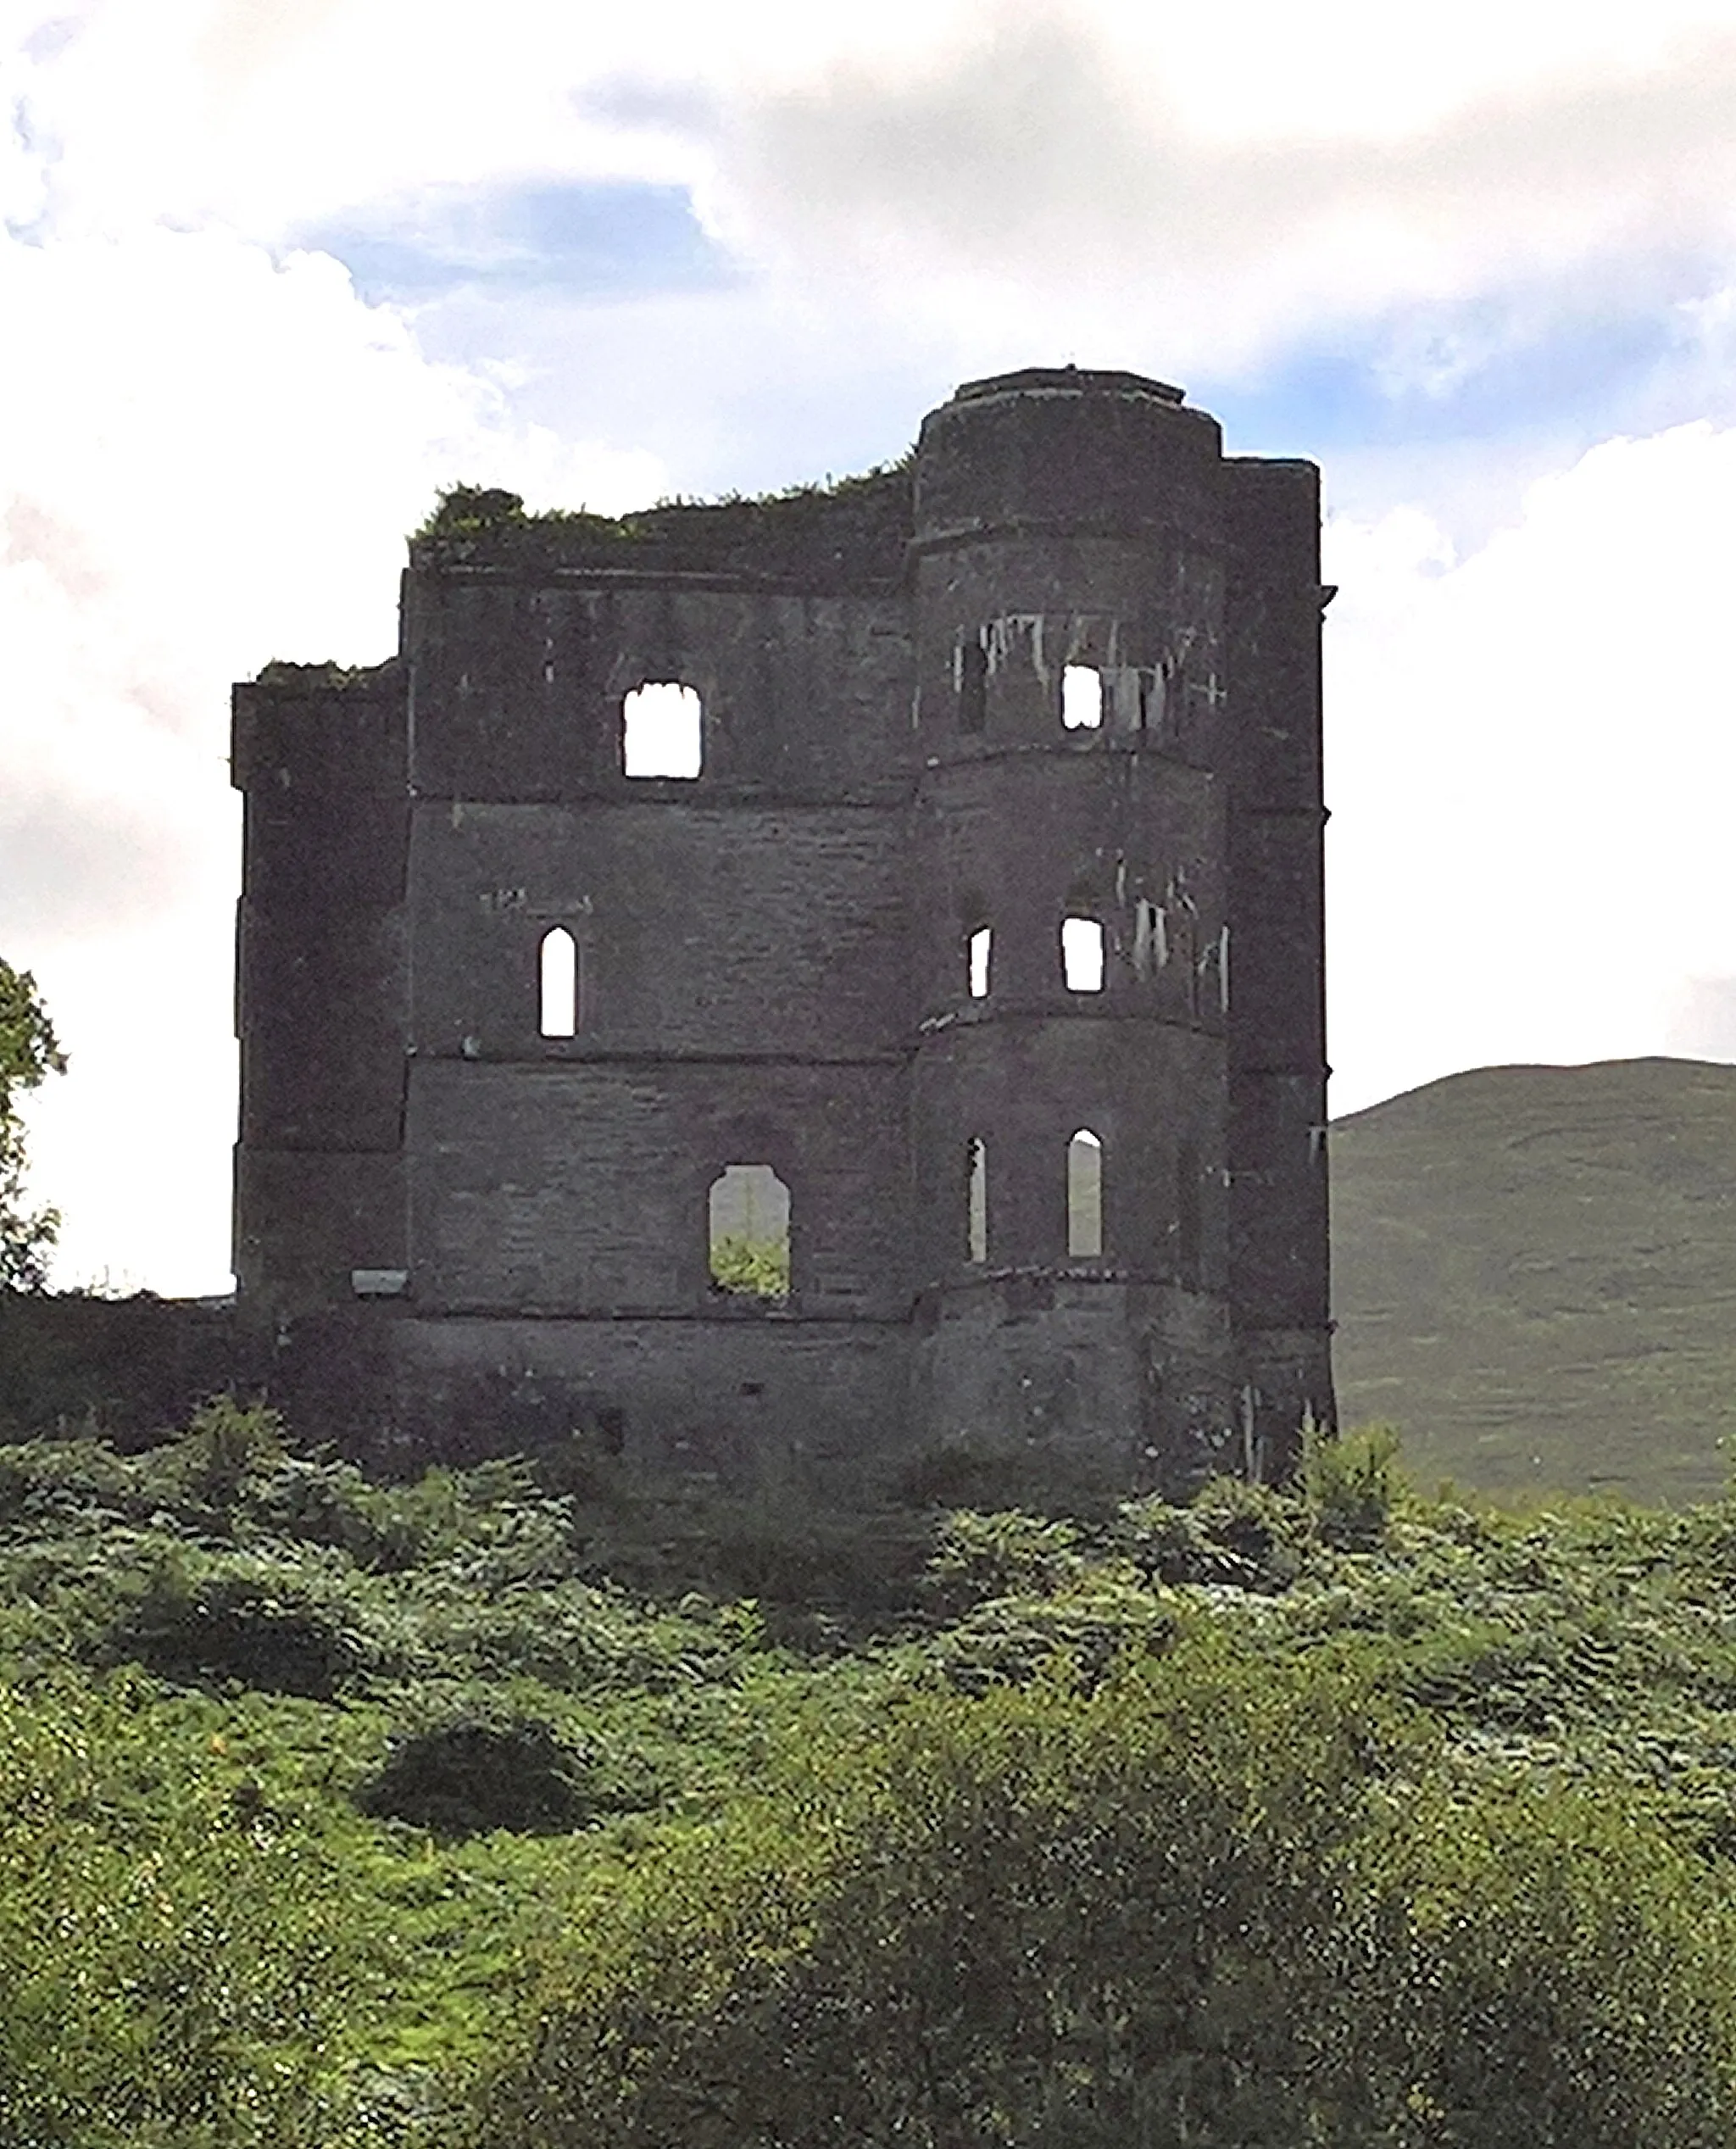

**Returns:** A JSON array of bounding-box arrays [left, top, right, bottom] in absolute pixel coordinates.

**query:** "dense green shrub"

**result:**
[[465, 1641, 1415, 2147], [151, 1394, 287, 1508], [709, 1233, 789, 1300], [0, 1671, 363, 2149], [1305, 1420, 1404, 1548], [12, 1405, 1736, 2142], [1353, 1779, 1736, 2145], [924, 1507, 1084, 1613], [465, 1642, 1736, 2148], [104, 1551, 370, 1697], [358, 1709, 594, 1838], [1114, 1478, 1305, 1590]]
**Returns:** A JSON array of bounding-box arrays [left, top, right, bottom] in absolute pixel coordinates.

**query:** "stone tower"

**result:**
[[231, 366, 1333, 1487]]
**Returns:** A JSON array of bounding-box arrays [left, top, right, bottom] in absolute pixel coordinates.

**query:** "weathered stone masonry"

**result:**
[[232, 367, 1334, 1488]]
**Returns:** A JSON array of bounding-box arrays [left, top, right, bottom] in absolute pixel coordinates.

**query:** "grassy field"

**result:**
[[12, 1405, 1736, 2141], [1332, 1055, 1736, 1505]]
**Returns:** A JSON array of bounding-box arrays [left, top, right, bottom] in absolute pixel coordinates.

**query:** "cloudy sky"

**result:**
[[5, 0, 1736, 1294]]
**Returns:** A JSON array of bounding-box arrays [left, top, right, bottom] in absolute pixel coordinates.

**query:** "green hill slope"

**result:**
[[1331, 1056, 1736, 1503]]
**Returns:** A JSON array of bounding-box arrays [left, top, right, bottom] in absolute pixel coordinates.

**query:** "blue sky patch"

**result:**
[[1196, 271, 1721, 464], [301, 180, 737, 305]]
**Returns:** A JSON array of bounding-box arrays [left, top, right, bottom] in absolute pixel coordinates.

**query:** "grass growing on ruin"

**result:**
[[10, 1406, 1736, 2141]]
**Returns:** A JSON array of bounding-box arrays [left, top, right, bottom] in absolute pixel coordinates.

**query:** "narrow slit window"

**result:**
[[538, 926, 576, 1037], [1068, 1129, 1103, 1258], [1062, 916, 1104, 992], [966, 1138, 988, 1264], [967, 926, 992, 999], [709, 1164, 790, 1300], [1061, 665, 1103, 730], [623, 682, 703, 778], [1133, 899, 1166, 979], [959, 638, 988, 732]]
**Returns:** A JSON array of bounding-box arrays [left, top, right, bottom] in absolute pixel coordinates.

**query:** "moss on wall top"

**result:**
[[409, 464, 915, 592], [251, 659, 399, 693]]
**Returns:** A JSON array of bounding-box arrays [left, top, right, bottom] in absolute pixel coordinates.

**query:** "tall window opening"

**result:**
[[967, 926, 992, 999], [1062, 916, 1105, 992], [538, 926, 576, 1038], [1068, 1129, 1103, 1258], [1133, 899, 1166, 980], [708, 1164, 790, 1300], [1138, 663, 1169, 733], [966, 1138, 988, 1264], [1061, 665, 1103, 730], [959, 638, 988, 732], [623, 682, 703, 778]]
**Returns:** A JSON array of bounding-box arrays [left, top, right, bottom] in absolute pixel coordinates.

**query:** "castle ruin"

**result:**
[[231, 366, 1334, 1489]]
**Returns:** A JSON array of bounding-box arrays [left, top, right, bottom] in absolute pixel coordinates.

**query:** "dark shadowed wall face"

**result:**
[[231, 372, 1333, 1488]]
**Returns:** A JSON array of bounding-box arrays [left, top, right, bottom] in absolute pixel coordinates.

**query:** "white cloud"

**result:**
[[720, 7, 1736, 377], [0, 213, 665, 1293], [12, 0, 1736, 1289], [1325, 419, 1736, 1111]]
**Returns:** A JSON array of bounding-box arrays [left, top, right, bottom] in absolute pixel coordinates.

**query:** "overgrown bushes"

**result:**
[[467, 1641, 1736, 2147], [357, 1709, 595, 1837], [7, 1405, 1736, 2141]]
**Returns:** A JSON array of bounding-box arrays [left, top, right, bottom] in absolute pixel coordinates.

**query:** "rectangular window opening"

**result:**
[[1061, 665, 1103, 731], [623, 681, 703, 778], [968, 926, 992, 999], [1062, 916, 1104, 993]]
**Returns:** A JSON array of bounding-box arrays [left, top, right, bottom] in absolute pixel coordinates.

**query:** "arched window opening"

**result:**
[[1068, 1129, 1103, 1258], [1062, 916, 1104, 993], [709, 1163, 790, 1300], [967, 926, 992, 999], [623, 681, 703, 778], [538, 926, 577, 1038], [1061, 664, 1103, 731], [959, 638, 988, 732], [966, 1138, 988, 1264]]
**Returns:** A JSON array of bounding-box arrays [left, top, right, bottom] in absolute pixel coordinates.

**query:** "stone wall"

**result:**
[[230, 370, 1336, 1488]]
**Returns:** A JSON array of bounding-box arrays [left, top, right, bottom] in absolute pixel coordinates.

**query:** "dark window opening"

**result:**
[[709, 1163, 790, 1300], [966, 1138, 988, 1264], [959, 638, 988, 732], [1133, 899, 1166, 979]]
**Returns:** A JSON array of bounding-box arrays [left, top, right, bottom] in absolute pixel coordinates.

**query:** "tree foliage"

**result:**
[[0, 958, 66, 1291], [468, 1639, 1736, 2147]]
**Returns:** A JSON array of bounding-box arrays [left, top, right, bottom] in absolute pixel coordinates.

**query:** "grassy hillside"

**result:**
[[1332, 1056, 1736, 1504], [11, 1409, 1736, 2142]]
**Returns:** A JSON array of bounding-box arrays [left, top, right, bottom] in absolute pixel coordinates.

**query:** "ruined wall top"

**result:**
[[405, 469, 913, 594]]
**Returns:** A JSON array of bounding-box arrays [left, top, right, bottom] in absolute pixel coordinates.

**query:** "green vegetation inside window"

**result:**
[[709, 1163, 790, 1300]]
